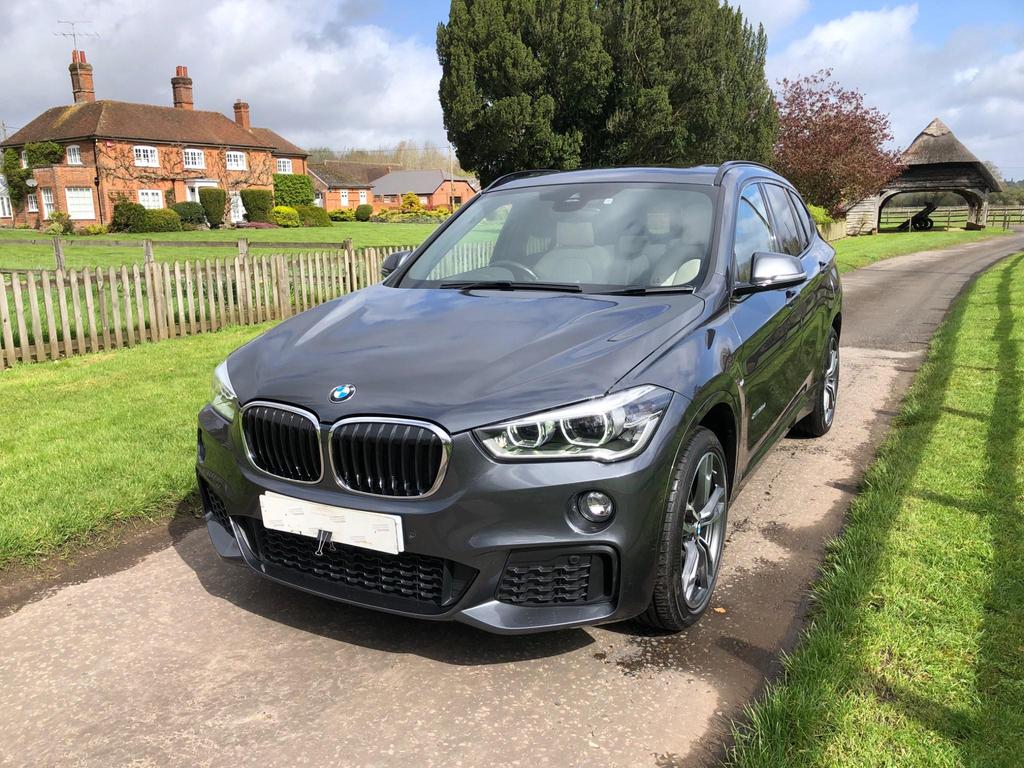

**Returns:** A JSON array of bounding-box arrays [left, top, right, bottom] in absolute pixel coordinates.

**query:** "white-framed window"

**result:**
[[358, 189, 368, 205], [41, 188, 55, 219], [418, 195, 429, 206], [65, 187, 95, 220], [133, 146, 159, 167], [20, 150, 28, 169], [276, 158, 293, 174], [183, 148, 205, 170], [229, 191, 246, 223], [66, 145, 82, 165], [0, 195, 11, 218], [138, 189, 164, 210], [226, 151, 247, 171], [340, 190, 349, 207], [27, 193, 38, 213], [314, 191, 324, 208]]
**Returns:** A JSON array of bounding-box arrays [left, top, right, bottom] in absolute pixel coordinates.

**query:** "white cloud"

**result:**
[[0, 0, 446, 151], [735, 0, 809, 35], [767, 4, 1024, 178]]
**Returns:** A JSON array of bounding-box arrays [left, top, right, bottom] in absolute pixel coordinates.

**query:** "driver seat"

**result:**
[[534, 221, 614, 283]]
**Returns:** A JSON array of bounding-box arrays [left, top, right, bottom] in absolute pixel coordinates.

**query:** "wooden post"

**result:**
[[143, 239, 155, 264], [53, 237, 66, 272], [238, 237, 249, 259], [0, 273, 17, 368]]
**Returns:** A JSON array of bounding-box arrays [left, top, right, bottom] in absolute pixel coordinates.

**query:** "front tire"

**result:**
[[795, 327, 840, 437], [639, 427, 729, 632]]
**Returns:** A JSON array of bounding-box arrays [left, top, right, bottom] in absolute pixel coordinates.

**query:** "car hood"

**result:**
[[229, 284, 703, 433]]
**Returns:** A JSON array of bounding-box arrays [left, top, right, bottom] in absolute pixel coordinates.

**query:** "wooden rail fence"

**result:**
[[879, 205, 1024, 230], [0, 244, 421, 369]]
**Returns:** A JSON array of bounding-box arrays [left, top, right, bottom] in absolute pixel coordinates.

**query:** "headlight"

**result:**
[[474, 385, 672, 462], [210, 360, 238, 422]]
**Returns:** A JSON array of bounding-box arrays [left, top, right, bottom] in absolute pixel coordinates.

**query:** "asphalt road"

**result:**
[[3, 232, 1023, 768]]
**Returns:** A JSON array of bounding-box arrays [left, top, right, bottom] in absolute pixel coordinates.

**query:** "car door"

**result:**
[[728, 182, 806, 459]]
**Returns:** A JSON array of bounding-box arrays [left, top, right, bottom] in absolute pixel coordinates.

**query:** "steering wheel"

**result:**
[[489, 260, 540, 281]]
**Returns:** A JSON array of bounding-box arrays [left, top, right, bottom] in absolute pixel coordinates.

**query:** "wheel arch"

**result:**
[[695, 400, 738, 496]]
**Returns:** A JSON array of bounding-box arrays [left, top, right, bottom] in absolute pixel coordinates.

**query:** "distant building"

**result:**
[[0, 50, 307, 228], [307, 161, 376, 210], [371, 169, 479, 210]]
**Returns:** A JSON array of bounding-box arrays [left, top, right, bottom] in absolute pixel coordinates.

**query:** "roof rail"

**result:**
[[485, 169, 561, 191], [713, 160, 778, 185]]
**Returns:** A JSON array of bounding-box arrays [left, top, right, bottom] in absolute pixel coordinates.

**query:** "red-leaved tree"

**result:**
[[774, 70, 905, 216]]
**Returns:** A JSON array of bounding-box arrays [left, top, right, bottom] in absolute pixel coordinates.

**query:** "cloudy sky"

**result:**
[[2, 1, 1022, 178]]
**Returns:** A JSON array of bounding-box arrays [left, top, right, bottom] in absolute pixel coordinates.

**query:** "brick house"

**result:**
[[372, 170, 479, 210], [307, 161, 376, 210], [0, 51, 307, 228]]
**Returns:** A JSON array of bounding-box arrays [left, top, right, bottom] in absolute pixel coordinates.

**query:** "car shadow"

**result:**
[[168, 513, 594, 666]]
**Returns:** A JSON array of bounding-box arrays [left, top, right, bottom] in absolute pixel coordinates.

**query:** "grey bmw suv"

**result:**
[[196, 162, 842, 634]]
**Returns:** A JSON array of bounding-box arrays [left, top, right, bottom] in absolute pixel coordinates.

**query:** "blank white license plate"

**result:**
[[259, 492, 404, 555]]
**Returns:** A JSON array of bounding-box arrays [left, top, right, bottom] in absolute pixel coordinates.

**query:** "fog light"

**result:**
[[579, 491, 614, 523]]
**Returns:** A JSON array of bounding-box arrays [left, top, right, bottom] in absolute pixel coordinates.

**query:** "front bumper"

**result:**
[[195, 395, 688, 634]]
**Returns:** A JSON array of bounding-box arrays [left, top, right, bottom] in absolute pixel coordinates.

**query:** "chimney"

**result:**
[[69, 50, 95, 104], [233, 100, 251, 129], [171, 65, 193, 110]]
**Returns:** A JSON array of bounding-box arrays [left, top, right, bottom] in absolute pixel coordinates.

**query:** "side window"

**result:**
[[787, 190, 812, 248], [734, 185, 774, 283], [763, 184, 804, 256]]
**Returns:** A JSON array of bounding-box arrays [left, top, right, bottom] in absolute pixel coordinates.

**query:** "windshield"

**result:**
[[398, 182, 717, 292]]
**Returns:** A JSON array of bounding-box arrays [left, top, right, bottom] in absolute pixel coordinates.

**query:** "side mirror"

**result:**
[[734, 252, 806, 295], [380, 249, 413, 279]]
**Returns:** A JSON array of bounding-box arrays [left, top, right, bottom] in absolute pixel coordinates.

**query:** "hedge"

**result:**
[[295, 204, 332, 227], [111, 201, 148, 233], [273, 173, 314, 207], [241, 189, 274, 223], [807, 204, 834, 225], [329, 208, 356, 222], [355, 203, 374, 221], [171, 201, 206, 226], [199, 187, 227, 229], [270, 205, 300, 227], [143, 208, 182, 232]]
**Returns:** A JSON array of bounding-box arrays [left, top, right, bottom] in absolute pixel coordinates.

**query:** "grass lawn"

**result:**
[[832, 228, 1010, 273], [730, 252, 1024, 767], [0, 221, 438, 271], [0, 324, 266, 568]]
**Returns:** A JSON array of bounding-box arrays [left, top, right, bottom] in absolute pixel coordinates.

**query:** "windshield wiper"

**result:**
[[598, 284, 697, 295], [439, 280, 583, 293]]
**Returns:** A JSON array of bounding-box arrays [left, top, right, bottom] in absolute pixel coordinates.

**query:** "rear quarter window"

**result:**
[[763, 184, 805, 256]]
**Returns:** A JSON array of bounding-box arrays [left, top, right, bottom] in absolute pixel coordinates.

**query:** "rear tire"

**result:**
[[794, 327, 840, 437], [638, 428, 729, 632]]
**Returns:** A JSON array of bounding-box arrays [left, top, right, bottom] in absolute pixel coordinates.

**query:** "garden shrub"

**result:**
[[171, 201, 206, 226], [49, 211, 75, 235], [329, 208, 356, 222], [270, 205, 300, 227], [400, 191, 425, 213], [198, 187, 227, 229], [111, 201, 148, 233], [371, 207, 451, 224], [295, 204, 332, 227], [273, 173, 315, 207], [807, 204, 834, 225], [355, 203, 374, 222], [44, 222, 66, 235], [240, 189, 274, 222], [80, 224, 108, 236], [143, 208, 182, 232]]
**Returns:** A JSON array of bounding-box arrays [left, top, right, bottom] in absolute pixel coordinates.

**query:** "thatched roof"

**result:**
[[902, 118, 1000, 190]]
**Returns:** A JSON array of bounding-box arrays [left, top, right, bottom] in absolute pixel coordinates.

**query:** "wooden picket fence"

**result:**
[[0, 244, 417, 369]]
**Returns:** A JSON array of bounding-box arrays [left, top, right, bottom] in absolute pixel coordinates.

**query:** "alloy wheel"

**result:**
[[823, 336, 840, 426], [680, 451, 727, 610]]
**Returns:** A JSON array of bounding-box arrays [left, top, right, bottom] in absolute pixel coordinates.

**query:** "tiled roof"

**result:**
[[308, 162, 373, 188], [372, 169, 479, 196], [0, 100, 279, 151], [249, 127, 307, 157]]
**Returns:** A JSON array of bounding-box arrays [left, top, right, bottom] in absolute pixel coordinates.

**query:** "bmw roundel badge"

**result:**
[[329, 384, 356, 403]]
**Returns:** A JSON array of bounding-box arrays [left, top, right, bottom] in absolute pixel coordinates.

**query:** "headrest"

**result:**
[[556, 220, 594, 248]]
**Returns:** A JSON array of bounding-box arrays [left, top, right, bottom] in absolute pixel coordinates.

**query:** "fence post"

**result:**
[[53, 237, 66, 272], [238, 237, 249, 259], [344, 239, 355, 292], [143, 239, 155, 264]]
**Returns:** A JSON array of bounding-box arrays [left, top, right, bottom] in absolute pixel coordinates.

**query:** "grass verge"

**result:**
[[0, 324, 266, 568], [832, 228, 1009, 273], [730, 252, 1024, 767], [0, 221, 438, 270]]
